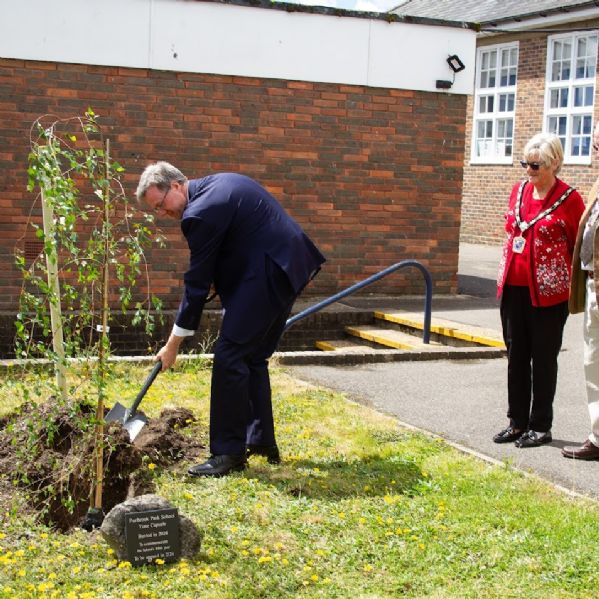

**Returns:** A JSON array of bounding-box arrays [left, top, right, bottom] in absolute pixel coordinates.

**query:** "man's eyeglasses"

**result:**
[[154, 187, 170, 212], [520, 160, 541, 171]]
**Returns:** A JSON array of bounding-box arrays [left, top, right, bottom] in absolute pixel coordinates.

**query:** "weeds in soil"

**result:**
[[0, 363, 597, 598]]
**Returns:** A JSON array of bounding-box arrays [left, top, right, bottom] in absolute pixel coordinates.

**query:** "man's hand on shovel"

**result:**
[[157, 332, 185, 370]]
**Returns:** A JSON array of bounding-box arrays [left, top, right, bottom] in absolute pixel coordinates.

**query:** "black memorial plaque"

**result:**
[[125, 508, 181, 566]]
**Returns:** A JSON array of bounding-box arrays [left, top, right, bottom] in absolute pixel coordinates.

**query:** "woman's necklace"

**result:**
[[512, 181, 575, 254]]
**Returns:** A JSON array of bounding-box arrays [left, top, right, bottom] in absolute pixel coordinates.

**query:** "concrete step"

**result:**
[[343, 325, 443, 350], [373, 310, 505, 348], [315, 339, 380, 353]]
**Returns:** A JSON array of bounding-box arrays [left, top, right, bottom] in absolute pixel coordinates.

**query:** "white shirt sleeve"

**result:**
[[172, 324, 195, 337]]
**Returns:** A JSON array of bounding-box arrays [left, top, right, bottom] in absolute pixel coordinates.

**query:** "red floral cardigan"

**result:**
[[497, 178, 585, 307]]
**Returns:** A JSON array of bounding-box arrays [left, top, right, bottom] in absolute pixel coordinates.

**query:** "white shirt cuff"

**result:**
[[172, 324, 195, 337]]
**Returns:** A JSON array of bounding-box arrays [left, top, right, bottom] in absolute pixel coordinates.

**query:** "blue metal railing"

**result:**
[[284, 260, 432, 344]]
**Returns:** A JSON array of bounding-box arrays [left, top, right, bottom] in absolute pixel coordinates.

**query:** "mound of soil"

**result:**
[[0, 400, 205, 532]]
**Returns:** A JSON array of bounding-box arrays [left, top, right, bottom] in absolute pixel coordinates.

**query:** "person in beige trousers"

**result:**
[[564, 122, 599, 460]]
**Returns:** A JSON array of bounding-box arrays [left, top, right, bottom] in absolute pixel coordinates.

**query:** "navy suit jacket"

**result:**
[[175, 173, 325, 343]]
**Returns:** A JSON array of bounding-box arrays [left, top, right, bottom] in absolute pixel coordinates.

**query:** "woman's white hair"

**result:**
[[523, 133, 564, 174], [135, 161, 187, 203]]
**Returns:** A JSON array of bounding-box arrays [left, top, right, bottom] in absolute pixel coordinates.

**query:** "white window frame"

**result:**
[[470, 42, 519, 165], [544, 31, 597, 165]]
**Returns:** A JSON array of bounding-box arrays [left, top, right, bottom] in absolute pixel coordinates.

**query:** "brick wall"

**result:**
[[0, 58, 467, 322], [461, 30, 599, 246]]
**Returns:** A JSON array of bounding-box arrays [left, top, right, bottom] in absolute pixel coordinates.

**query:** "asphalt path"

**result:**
[[290, 243, 599, 500]]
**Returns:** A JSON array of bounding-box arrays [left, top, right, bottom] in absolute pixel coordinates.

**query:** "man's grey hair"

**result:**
[[135, 161, 187, 203]]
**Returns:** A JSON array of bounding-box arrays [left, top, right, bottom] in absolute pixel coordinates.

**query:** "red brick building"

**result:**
[[393, 0, 599, 245], [0, 0, 475, 353]]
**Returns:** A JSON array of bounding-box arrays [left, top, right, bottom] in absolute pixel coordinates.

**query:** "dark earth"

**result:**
[[0, 400, 205, 531]]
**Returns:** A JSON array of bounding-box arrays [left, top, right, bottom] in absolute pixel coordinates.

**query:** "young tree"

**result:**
[[14, 109, 162, 527]]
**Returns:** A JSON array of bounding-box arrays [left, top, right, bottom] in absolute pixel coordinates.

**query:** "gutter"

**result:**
[[478, 3, 599, 34], [200, 0, 480, 30]]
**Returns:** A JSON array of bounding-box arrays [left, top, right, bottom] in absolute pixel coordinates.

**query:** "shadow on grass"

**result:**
[[248, 454, 424, 500]]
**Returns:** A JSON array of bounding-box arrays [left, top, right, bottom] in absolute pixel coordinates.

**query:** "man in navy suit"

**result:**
[[136, 162, 325, 476]]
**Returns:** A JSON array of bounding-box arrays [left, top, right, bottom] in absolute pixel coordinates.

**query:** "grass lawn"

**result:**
[[0, 361, 597, 598]]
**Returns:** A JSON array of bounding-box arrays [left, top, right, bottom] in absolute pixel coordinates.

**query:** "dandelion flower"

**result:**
[[148, 463, 156, 471]]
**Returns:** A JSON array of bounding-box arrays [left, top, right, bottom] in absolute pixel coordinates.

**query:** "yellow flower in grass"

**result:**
[[148, 463, 156, 471], [155, 558, 165, 565], [17, 569, 25, 577], [310, 574, 319, 582], [363, 564, 373, 572]]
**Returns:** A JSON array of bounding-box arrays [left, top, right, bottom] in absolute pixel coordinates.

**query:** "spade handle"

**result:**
[[129, 361, 162, 417]]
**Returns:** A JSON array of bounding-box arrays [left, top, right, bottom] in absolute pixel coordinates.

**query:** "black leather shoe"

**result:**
[[493, 426, 523, 444], [515, 430, 552, 448], [188, 454, 247, 477], [246, 444, 281, 464]]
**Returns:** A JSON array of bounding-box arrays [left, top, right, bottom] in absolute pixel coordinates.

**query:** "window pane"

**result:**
[[551, 40, 573, 81], [496, 118, 513, 157], [549, 88, 569, 108], [571, 115, 592, 156], [575, 35, 598, 78], [498, 93, 514, 112], [574, 85, 594, 107], [477, 120, 491, 138]]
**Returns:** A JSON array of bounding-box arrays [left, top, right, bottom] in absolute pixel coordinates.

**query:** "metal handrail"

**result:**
[[284, 260, 432, 344]]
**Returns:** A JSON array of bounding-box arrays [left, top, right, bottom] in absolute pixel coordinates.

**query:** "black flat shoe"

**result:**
[[515, 430, 552, 448], [246, 444, 281, 464], [188, 454, 247, 477], [493, 426, 523, 444]]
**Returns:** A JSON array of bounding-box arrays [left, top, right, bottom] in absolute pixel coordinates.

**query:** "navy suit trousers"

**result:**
[[209, 261, 297, 455]]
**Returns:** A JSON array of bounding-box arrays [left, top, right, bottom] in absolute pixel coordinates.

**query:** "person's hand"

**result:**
[[156, 333, 184, 370]]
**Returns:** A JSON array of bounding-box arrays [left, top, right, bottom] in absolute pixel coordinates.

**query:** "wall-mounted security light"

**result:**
[[447, 54, 465, 73], [436, 54, 466, 90]]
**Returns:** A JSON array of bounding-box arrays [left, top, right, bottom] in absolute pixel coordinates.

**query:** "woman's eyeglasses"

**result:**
[[520, 160, 541, 171]]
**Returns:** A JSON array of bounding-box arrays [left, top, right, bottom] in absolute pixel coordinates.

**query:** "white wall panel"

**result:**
[[0, 0, 475, 94]]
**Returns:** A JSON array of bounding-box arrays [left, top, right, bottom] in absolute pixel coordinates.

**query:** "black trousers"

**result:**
[[209, 261, 297, 456], [500, 285, 569, 432]]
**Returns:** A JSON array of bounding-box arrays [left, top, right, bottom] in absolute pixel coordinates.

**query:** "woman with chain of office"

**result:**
[[494, 132, 585, 448]]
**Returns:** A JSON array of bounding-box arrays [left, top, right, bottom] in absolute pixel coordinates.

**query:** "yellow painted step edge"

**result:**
[[374, 311, 505, 348], [315, 340, 337, 352], [345, 326, 416, 350]]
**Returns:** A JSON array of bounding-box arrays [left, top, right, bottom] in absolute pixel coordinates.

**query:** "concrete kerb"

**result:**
[[0, 344, 506, 372]]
